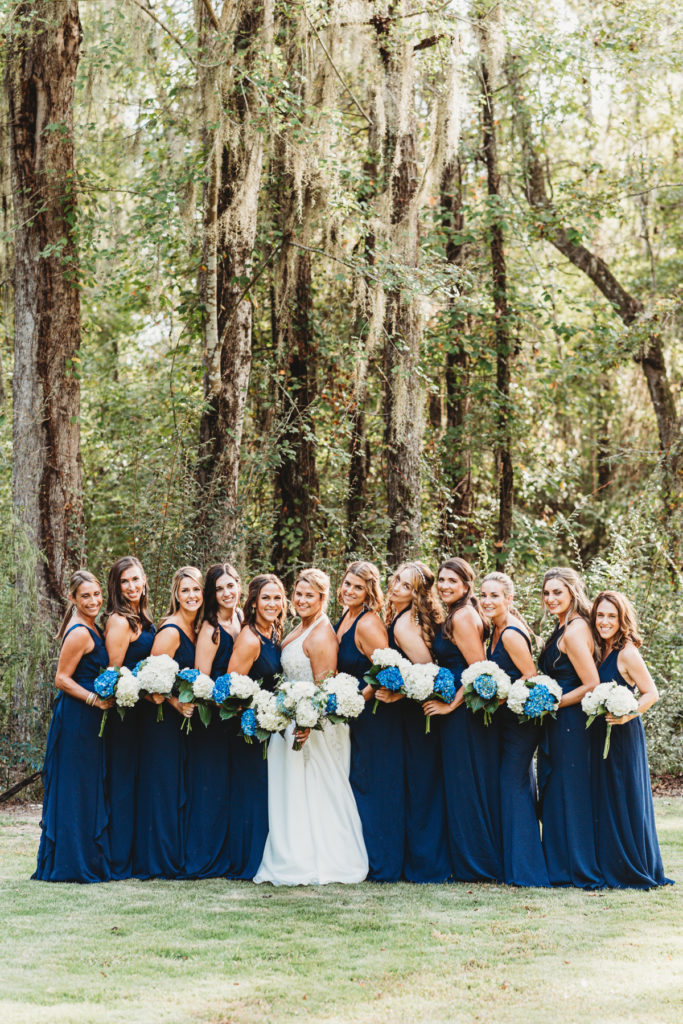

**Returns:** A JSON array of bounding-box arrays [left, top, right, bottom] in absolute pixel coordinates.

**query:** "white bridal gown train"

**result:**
[[254, 617, 368, 886]]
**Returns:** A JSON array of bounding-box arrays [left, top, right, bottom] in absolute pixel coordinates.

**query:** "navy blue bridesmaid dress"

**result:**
[[488, 626, 549, 887], [106, 626, 155, 880], [34, 624, 111, 883], [391, 609, 450, 883], [593, 650, 673, 888], [537, 624, 604, 888], [183, 624, 235, 879], [434, 626, 503, 882], [225, 629, 281, 880], [335, 610, 405, 882], [134, 623, 193, 879]]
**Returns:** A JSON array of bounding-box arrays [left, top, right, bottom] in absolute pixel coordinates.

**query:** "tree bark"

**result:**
[[7, 0, 84, 614], [196, 1, 272, 551]]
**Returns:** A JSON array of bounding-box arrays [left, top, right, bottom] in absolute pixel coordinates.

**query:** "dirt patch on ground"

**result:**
[[651, 774, 683, 797]]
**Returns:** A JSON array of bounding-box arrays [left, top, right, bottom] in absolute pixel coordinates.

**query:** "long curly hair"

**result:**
[[242, 574, 287, 643], [202, 563, 242, 644], [386, 560, 443, 651], [106, 556, 154, 635], [439, 557, 488, 642], [56, 570, 102, 640], [337, 560, 384, 615], [162, 566, 203, 633], [591, 590, 642, 659]]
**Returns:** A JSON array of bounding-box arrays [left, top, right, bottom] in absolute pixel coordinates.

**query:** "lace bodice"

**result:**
[[281, 618, 325, 682]]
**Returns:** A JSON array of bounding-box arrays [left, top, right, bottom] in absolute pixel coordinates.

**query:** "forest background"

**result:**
[[0, 0, 681, 787]]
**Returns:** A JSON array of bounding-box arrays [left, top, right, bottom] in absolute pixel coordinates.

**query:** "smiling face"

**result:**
[[437, 567, 467, 607], [390, 570, 415, 611], [542, 578, 572, 619], [594, 598, 620, 644], [340, 572, 368, 611], [293, 581, 325, 620], [72, 580, 103, 620], [480, 579, 511, 621], [256, 583, 285, 624], [177, 577, 203, 615], [215, 573, 240, 613], [119, 564, 146, 607]]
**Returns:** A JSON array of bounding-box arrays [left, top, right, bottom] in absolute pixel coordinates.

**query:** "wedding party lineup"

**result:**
[[32, 556, 672, 891]]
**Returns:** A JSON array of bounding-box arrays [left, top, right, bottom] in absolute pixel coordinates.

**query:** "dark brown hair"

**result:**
[[242, 574, 287, 643], [438, 557, 489, 642], [591, 590, 642, 659], [106, 556, 154, 634], [386, 561, 443, 651], [202, 563, 242, 643]]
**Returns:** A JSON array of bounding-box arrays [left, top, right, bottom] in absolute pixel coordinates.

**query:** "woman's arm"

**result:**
[[607, 644, 659, 724], [356, 613, 389, 701], [104, 613, 132, 668], [56, 628, 115, 711], [227, 627, 261, 675], [376, 616, 431, 705], [500, 629, 536, 679], [424, 608, 485, 717], [304, 621, 338, 683], [559, 619, 599, 707], [195, 621, 219, 675]]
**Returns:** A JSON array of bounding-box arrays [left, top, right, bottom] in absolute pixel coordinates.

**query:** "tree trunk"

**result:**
[[480, 57, 513, 566], [7, 0, 84, 614], [196, 1, 272, 552]]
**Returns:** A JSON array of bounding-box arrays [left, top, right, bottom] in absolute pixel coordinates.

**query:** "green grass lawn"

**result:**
[[1, 801, 681, 1024]]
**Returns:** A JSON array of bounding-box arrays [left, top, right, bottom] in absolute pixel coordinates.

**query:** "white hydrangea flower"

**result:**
[[136, 654, 178, 695], [335, 688, 365, 718], [289, 680, 317, 702], [403, 662, 438, 702], [192, 673, 215, 701], [605, 684, 639, 718], [581, 690, 601, 715], [254, 691, 289, 732], [228, 674, 260, 701], [295, 697, 320, 729], [507, 680, 530, 715], [115, 667, 140, 708], [371, 648, 410, 670]]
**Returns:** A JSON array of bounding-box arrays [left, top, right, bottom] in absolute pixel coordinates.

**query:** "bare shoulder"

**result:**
[[234, 625, 260, 656], [563, 616, 593, 650], [618, 641, 645, 671], [305, 618, 338, 652], [451, 604, 482, 637], [356, 610, 387, 642], [198, 619, 216, 640], [60, 623, 93, 657], [105, 612, 131, 638]]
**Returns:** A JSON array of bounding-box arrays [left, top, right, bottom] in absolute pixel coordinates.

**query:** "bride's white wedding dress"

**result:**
[[253, 617, 368, 885]]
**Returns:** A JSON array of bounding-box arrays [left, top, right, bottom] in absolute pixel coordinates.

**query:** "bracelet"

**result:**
[[86, 692, 96, 707]]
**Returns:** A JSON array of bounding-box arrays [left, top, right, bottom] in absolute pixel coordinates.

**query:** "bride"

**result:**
[[254, 568, 368, 885]]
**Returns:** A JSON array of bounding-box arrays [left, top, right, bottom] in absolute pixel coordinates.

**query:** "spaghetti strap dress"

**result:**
[[392, 609, 449, 884], [33, 624, 111, 883], [488, 626, 549, 887], [226, 630, 281, 880], [336, 610, 405, 882], [434, 626, 503, 882], [106, 625, 155, 880], [182, 624, 236, 879], [134, 623, 194, 879], [537, 624, 604, 888], [593, 649, 673, 888]]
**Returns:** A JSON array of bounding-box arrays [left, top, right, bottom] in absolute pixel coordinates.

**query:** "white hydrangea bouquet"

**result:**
[[581, 680, 640, 758], [238, 689, 290, 759], [274, 679, 327, 750], [134, 654, 179, 721], [362, 648, 411, 713], [212, 672, 261, 720], [403, 663, 457, 733], [319, 672, 366, 726], [93, 665, 141, 737], [461, 660, 511, 726], [506, 674, 563, 725], [175, 668, 217, 731]]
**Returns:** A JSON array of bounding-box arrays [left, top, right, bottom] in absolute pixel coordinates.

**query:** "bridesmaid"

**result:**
[[104, 556, 156, 880], [335, 561, 402, 882], [591, 591, 673, 888], [425, 558, 502, 883], [384, 561, 450, 884], [185, 564, 243, 878], [134, 566, 202, 879], [34, 571, 115, 883], [537, 566, 604, 888], [225, 573, 285, 879], [480, 572, 549, 887]]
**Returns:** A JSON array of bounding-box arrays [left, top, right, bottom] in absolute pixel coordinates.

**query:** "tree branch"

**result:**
[[302, 9, 373, 126]]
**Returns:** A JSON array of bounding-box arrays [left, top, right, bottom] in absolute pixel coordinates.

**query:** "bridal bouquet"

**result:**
[[212, 672, 261, 721], [274, 679, 326, 750], [461, 660, 511, 726], [363, 648, 411, 714], [402, 664, 456, 733], [320, 672, 366, 725], [134, 654, 179, 721], [581, 681, 640, 759], [175, 668, 216, 732], [506, 674, 563, 725]]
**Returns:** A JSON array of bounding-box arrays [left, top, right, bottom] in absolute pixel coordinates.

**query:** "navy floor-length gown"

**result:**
[[434, 626, 503, 883], [593, 649, 672, 888], [183, 624, 235, 878], [537, 624, 604, 888], [336, 610, 405, 882], [34, 624, 111, 883], [389, 609, 450, 883], [106, 626, 155, 880], [134, 623, 193, 879], [226, 630, 280, 880], [488, 626, 549, 887]]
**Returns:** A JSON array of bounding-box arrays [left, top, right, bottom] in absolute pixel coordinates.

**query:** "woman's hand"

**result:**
[[361, 684, 374, 702], [605, 712, 638, 726], [169, 696, 195, 719], [375, 687, 404, 704], [94, 696, 116, 711], [423, 699, 452, 717], [294, 727, 311, 746], [151, 692, 166, 705]]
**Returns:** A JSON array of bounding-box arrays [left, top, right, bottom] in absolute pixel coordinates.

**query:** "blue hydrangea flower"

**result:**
[[473, 673, 497, 700], [131, 661, 144, 677], [276, 692, 287, 713], [540, 685, 556, 711], [376, 666, 404, 692], [326, 693, 338, 714], [433, 667, 456, 703], [94, 668, 118, 699], [525, 685, 548, 717], [241, 708, 257, 737], [212, 674, 232, 703], [177, 668, 200, 684]]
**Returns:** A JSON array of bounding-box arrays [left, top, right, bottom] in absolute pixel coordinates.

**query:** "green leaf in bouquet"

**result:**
[[198, 703, 212, 728], [177, 686, 194, 703]]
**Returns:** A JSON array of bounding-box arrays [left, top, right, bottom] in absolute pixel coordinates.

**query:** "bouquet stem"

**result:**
[[156, 704, 164, 723], [98, 710, 108, 739], [372, 698, 379, 715], [425, 715, 431, 735], [603, 723, 612, 760], [180, 716, 192, 734]]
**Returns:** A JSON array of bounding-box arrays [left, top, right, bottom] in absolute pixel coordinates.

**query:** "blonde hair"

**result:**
[[294, 568, 331, 614], [591, 590, 642, 658], [163, 566, 203, 632], [541, 566, 592, 621], [337, 560, 384, 614], [481, 571, 534, 638], [56, 570, 101, 640], [386, 560, 443, 651]]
